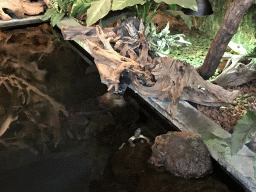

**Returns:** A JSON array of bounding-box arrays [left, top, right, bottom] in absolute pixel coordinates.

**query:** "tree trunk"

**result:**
[[197, 0, 254, 80]]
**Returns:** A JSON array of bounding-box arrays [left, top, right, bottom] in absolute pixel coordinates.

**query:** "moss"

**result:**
[[168, 31, 213, 68]]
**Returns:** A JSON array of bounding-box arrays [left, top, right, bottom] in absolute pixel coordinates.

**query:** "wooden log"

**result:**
[[197, 0, 254, 80], [214, 56, 256, 87], [62, 20, 240, 118], [61, 26, 114, 41], [84, 26, 155, 93], [131, 57, 239, 116], [83, 25, 239, 117]]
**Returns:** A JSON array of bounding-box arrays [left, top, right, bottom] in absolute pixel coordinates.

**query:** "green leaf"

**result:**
[[112, 0, 146, 11], [50, 12, 65, 27], [86, 0, 112, 26], [71, 0, 91, 17], [164, 10, 192, 28], [179, 13, 192, 29], [145, 2, 160, 27], [99, 11, 128, 28], [58, 0, 69, 11], [154, 0, 198, 11], [231, 110, 256, 156], [41, 8, 57, 21]]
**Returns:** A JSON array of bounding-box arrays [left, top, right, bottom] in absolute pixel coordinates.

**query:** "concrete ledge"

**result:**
[[0, 15, 44, 28]]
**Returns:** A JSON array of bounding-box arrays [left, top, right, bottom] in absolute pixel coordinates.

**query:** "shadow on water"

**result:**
[[0, 24, 248, 192]]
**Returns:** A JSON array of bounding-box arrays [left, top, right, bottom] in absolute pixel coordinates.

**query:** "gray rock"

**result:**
[[149, 131, 212, 178]]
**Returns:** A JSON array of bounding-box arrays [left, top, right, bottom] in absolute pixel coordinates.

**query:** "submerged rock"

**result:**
[[149, 131, 212, 178]]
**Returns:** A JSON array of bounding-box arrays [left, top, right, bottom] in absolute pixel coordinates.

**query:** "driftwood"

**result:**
[[214, 56, 256, 87], [0, 0, 46, 21], [0, 23, 54, 81], [61, 26, 114, 41], [61, 18, 239, 117], [197, 0, 254, 80]]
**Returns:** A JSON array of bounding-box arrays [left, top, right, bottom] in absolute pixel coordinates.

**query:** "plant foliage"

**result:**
[[111, 0, 146, 11], [231, 109, 256, 179], [70, 0, 92, 17], [41, 0, 74, 26], [86, 0, 197, 26], [134, 0, 160, 29], [164, 10, 193, 29], [231, 110, 256, 156], [42, 0, 197, 28], [86, 0, 112, 27], [155, 0, 197, 11], [41, 0, 93, 26], [147, 22, 191, 57]]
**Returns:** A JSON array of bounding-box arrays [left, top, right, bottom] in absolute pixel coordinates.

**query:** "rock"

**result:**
[[149, 131, 212, 178], [0, 1, 24, 20]]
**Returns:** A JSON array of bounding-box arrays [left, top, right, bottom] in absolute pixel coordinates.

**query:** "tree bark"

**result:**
[[214, 56, 256, 87], [197, 0, 254, 80]]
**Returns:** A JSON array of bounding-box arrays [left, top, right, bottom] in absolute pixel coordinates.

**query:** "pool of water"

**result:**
[[0, 24, 248, 192]]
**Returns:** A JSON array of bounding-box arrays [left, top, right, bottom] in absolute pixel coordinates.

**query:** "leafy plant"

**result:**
[[86, 0, 197, 26], [147, 22, 191, 57], [231, 110, 256, 178], [168, 4, 179, 10], [42, 0, 197, 29], [70, 0, 92, 17], [41, 0, 93, 26], [41, 0, 73, 26], [194, 0, 256, 52], [231, 110, 256, 156], [164, 9, 193, 29], [134, 0, 160, 29]]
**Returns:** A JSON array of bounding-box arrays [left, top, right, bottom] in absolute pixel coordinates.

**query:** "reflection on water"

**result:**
[[0, 24, 246, 192]]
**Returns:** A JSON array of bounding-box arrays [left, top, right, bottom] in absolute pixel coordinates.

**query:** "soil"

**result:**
[[196, 80, 256, 133]]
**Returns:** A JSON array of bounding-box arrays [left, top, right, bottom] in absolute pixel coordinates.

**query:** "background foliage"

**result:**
[[193, 0, 256, 53]]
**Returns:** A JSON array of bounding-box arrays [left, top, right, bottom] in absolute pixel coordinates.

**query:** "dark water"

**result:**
[[0, 26, 247, 192], [0, 29, 172, 192]]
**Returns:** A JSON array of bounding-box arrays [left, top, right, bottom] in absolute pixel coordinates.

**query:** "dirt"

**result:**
[[196, 80, 256, 133]]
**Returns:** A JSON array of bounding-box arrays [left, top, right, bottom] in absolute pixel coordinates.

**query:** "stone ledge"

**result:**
[[0, 15, 44, 28]]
